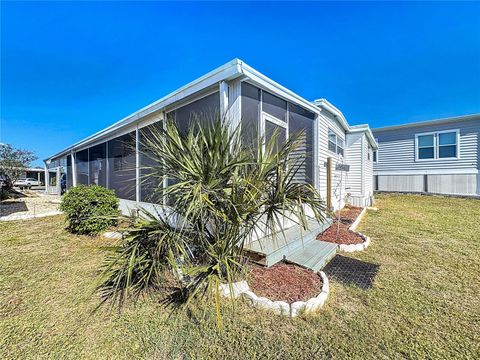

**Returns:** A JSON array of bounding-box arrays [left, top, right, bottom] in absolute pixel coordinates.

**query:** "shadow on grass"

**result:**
[[0, 200, 29, 217]]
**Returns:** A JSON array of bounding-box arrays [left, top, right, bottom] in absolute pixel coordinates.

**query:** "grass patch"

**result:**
[[1, 194, 479, 358]]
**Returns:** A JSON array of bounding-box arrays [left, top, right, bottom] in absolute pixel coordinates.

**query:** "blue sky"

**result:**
[[1, 1, 479, 166]]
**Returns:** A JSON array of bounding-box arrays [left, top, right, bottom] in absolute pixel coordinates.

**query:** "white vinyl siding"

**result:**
[[345, 132, 363, 195], [364, 139, 373, 197], [328, 129, 344, 156], [318, 109, 347, 210], [345, 132, 374, 203]]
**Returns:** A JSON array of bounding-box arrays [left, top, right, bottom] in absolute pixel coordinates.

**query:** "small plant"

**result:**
[[60, 185, 120, 235]]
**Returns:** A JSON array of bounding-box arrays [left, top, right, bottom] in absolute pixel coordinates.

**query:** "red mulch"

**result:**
[[316, 205, 364, 245], [335, 205, 363, 225], [248, 263, 322, 303], [317, 223, 364, 245]]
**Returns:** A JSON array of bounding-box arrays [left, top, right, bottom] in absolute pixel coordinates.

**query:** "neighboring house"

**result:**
[[44, 59, 377, 213], [372, 114, 480, 196], [19, 167, 45, 185], [0, 167, 44, 187]]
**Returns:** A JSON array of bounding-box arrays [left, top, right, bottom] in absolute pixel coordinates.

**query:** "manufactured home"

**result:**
[[44, 59, 377, 214], [372, 114, 480, 196]]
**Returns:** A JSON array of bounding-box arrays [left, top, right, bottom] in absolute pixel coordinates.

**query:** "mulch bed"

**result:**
[[336, 205, 363, 225], [248, 263, 322, 303], [317, 205, 364, 245]]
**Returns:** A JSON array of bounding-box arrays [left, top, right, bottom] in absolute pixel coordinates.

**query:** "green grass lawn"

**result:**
[[1, 194, 479, 359]]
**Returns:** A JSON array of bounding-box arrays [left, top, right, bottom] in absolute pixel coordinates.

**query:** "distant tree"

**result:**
[[0, 143, 37, 190]]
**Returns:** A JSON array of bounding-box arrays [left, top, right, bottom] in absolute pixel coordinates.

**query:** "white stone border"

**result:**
[[337, 207, 371, 253], [102, 231, 123, 240], [219, 271, 330, 317], [0, 210, 63, 222]]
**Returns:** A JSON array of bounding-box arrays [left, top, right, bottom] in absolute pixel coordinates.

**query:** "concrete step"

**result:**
[[245, 218, 332, 267], [286, 240, 338, 272]]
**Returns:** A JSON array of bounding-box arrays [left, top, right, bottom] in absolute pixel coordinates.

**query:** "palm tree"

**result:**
[[97, 114, 327, 324]]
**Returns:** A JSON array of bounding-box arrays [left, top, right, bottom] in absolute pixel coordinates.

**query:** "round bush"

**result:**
[[60, 185, 120, 235]]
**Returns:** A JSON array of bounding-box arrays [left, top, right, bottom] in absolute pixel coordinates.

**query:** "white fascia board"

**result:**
[[349, 124, 379, 150], [314, 99, 379, 150], [372, 113, 480, 132], [374, 169, 478, 175], [45, 59, 244, 161], [239, 62, 322, 115], [24, 168, 45, 172], [312, 98, 350, 131]]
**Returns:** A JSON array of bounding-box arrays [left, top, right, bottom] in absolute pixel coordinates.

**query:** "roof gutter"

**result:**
[[312, 98, 350, 131], [349, 124, 379, 150], [372, 113, 480, 132], [45, 59, 244, 161]]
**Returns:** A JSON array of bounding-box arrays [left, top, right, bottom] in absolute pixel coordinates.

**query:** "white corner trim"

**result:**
[[103, 231, 123, 240]]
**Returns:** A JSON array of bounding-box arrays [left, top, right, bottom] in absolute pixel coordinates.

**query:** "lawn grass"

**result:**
[[1, 194, 479, 359]]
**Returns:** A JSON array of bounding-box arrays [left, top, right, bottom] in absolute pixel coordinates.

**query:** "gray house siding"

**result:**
[[373, 116, 480, 196]]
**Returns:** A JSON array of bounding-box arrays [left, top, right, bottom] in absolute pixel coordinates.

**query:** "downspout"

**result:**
[[361, 135, 365, 196]]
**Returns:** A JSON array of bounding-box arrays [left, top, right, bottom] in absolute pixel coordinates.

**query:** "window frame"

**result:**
[[373, 138, 379, 163], [415, 129, 460, 161], [262, 113, 288, 150], [327, 128, 345, 157]]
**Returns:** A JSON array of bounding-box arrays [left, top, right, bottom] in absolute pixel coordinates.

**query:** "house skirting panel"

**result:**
[[374, 173, 478, 196]]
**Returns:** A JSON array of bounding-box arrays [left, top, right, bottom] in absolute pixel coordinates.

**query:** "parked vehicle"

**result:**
[[14, 178, 42, 189]]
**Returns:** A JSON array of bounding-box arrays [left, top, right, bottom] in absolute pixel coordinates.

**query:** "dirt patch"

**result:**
[[0, 194, 61, 218], [248, 263, 322, 303], [317, 206, 364, 245]]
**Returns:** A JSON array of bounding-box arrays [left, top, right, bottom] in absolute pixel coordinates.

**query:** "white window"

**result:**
[[417, 134, 435, 160], [328, 130, 337, 152], [373, 150, 378, 163], [415, 130, 459, 161], [328, 129, 344, 156], [438, 132, 457, 158], [337, 137, 344, 156]]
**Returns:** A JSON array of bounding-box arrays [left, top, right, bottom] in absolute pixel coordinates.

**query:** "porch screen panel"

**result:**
[[66, 155, 73, 189], [288, 103, 315, 185], [76, 149, 89, 185], [240, 82, 260, 149], [165, 92, 220, 194], [170, 92, 220, 135], [262, 91, 287, 122], [139, 123, 163, 203], [107, 132, 136, 200], [89, 143, 107, 187], [265, 121, 286, 154]]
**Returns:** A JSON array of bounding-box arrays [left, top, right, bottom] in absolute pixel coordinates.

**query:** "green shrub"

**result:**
[[60, 185, 120, 235]]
